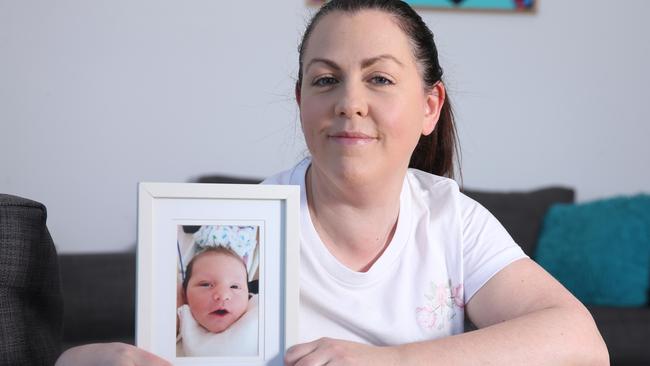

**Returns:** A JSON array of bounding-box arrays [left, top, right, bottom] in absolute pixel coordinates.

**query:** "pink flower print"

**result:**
[[416, 305, 437, 330], [450, 283, 465, 308], [434, 285, 447, 305], [416, 280, 464, 332]]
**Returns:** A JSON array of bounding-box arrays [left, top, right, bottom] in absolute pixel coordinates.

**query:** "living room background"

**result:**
[[1, 0, 648, 253]]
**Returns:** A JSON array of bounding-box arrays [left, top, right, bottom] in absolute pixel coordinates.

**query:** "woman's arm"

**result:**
[[55, 343, 172, 366], [395, 258, 608, 365], [285, 259, 609, 366]]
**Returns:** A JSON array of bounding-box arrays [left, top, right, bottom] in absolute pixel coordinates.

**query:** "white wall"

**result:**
[[1, 0, 648, 253]]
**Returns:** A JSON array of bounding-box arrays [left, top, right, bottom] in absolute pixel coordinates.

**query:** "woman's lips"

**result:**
[[328, 132, 377, 145]]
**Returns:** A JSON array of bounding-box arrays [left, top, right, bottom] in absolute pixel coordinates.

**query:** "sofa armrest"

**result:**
[[0, 194, 63, 365]]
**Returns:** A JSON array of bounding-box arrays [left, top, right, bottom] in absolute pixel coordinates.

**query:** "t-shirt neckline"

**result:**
[[291, 158, 413, 287]]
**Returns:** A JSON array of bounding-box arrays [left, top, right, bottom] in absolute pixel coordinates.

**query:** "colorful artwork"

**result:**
[[308, 0, 535, 12]]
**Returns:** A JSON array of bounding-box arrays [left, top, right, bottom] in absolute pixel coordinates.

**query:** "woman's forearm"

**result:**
[[55, 343, 172, 366], [394, 305, 608, 366]]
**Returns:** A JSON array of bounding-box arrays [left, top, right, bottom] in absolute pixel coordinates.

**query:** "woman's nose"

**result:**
[[334, 82, 368, 118]]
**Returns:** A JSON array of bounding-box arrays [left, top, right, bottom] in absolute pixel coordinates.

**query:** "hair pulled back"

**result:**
[[297, 0, 460, 179]]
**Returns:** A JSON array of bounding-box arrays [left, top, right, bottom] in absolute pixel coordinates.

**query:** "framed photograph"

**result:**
[[307, 0, 536, 12], [137, 183, 300, 365]]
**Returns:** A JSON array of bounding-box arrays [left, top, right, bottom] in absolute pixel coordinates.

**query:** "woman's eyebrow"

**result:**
[[304, 58, 341, 74], [304, 54, 403, 74], [360, 54, 404, 69]]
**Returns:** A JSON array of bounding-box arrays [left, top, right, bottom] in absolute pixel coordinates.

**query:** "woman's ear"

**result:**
[[296, 82, 306, 134], [295, 82, 302, 106], [422, 82, 446, 136]]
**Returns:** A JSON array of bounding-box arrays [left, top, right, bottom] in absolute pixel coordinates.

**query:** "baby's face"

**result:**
[[185, 252, 249, 333]]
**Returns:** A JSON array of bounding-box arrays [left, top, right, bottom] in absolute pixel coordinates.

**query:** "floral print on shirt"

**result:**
[[416, 279, 464, 331]]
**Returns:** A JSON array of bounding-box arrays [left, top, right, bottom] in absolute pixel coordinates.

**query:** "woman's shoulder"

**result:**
[[406, 168, 461, 197], [406, 168, 480, 213]]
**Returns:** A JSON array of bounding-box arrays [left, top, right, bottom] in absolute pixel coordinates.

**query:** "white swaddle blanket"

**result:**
[[177, 295, 259, 357]]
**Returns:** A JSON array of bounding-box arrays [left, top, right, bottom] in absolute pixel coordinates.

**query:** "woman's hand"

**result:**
[[55, 343, 171, 366], [284, 337, 399, 366]]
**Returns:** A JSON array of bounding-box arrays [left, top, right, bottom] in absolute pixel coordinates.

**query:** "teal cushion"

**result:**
[[535, 194, 650, 306]]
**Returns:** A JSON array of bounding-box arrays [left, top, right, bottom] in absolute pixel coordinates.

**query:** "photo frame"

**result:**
[[137, 183, 300, 365]]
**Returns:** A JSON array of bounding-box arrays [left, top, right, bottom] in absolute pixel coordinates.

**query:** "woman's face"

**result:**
[[298, 10, 443, 184], [185, 252, 249, 333]]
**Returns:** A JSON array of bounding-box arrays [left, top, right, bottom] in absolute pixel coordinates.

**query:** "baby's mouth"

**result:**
[[211, 309, 229, 317]]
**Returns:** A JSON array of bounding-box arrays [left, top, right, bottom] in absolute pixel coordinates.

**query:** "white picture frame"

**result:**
[[137, 182, 300, 365]]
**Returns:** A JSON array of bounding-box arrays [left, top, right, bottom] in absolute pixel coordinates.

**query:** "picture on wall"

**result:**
[[307, 0, 535, 12]]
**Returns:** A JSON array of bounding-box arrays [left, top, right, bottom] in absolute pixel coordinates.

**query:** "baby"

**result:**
[[181, 246, 251, 333], [177, 246, 258, 357]]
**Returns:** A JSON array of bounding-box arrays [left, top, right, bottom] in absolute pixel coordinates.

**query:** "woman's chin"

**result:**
[[317, 158, 379, 185]]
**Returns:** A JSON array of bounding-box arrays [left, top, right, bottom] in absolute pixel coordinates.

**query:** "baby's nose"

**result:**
[[212, 290, 230, 302]]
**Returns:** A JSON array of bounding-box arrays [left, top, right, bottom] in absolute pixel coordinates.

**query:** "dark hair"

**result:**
[[297, 0, 460, 179], [182, 246, 249, 294]]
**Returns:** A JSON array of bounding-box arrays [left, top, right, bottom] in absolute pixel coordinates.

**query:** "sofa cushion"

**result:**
[[462, 187, 575, 256], [588, 306, 650, 364], [196, 175, 262, 184], [59, 252, 136, 349], [535, 195, 650, 306], [0, 194, 62, 366]]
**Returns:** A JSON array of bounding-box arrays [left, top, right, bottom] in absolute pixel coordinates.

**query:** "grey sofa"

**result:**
[[0, 194, 62, 366], [2, 184, 649, 365], [463, 188, 650, 366]]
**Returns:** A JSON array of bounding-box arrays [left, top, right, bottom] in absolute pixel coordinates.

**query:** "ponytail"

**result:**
[[409, 92, 460, 179]]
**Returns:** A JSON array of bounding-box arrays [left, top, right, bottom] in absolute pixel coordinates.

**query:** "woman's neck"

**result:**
[[306, 164, 405, 272]]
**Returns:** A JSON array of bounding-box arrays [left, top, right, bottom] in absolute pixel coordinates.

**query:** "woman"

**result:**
[[56, 1, 608, 365]]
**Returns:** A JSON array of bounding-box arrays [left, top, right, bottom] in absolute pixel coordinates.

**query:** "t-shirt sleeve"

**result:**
[[460, 195, 528, 303]]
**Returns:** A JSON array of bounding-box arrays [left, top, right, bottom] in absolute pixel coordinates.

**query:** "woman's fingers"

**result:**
[[285, 338, 325, 366], [284, 338, 398, 366], [131, 346, 172, 366]]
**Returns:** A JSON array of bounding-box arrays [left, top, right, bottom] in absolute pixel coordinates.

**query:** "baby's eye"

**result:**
[[230, 284, 240, 290], [369, 75, 394, 85], [198, 282, 212, 288], [312, 76, 338, 87]]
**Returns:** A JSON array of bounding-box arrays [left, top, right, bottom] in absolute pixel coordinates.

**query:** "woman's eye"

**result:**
[[370, 76, 393, 85], [312, 76, 338, 87]]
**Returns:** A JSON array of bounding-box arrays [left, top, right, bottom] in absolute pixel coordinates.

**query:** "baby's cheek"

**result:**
[[235, 299, 249, 317], [188, 295, 210, 315]]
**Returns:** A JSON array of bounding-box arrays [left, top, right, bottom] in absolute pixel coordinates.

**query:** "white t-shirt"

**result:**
[[263, 158, 527, 345]]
